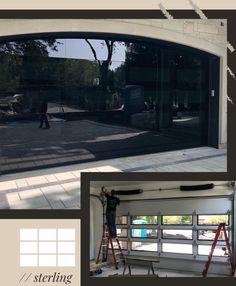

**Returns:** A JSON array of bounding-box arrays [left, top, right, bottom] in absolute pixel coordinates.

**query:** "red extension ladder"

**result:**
[[96, 223, 125, 269], [202, 223, 235, 277]]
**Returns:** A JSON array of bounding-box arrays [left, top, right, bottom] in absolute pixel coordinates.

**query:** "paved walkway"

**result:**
[[0, 146, 226, 209], [0, 119, 200, 174]]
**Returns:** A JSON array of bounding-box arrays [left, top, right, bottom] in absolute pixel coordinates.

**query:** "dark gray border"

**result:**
[[0, 9, 235, 286], [83, 173, 236, 284]]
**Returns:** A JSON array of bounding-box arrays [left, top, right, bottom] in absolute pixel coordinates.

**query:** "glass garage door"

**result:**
[[0, 34, 219, 174]]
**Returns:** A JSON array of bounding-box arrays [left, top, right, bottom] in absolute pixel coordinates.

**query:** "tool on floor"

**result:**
[[96, 223, 126, 269], [90, 260, 108, 276], [202, 223, 235, 277]]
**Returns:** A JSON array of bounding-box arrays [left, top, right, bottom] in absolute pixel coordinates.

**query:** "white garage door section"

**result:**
[[114, 185, 234, 275]]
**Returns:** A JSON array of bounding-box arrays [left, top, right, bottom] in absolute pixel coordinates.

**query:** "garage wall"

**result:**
[[0, 19, 227, 56], [90, 196, 103, 260]]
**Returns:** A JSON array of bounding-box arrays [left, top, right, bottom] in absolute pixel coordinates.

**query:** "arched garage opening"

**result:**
[[0, 32, 220, 174]]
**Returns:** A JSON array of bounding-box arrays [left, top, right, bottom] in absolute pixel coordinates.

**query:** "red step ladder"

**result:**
[[202, 223, 235, 277], [96, 223, 125, 269]]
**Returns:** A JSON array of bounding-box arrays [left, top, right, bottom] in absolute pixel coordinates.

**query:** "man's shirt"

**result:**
[[105, 193, 120, 211]]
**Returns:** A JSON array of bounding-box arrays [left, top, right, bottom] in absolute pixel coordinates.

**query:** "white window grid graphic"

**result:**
[[20, 228, 76, 267]]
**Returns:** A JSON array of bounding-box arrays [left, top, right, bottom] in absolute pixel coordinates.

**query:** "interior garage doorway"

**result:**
[[0, 33, 220, 174], [89, 181, 235, 277]]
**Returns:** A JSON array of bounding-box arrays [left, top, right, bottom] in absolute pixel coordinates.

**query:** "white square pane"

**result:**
[[39, 229, 56, 241], [58, 242, 75, 254], [58, 229, 75, 241], [38, 255, 57, 266], [20, 229, 37, 241], [58, 255, 75, 267], [39, 242, 57, 254], [20, 255, 38, 267], [20, 242, 38, 254]]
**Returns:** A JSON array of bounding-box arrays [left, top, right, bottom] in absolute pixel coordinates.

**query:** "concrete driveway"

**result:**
[[0, 119, 204, 174], [0, 146, 226, 209]]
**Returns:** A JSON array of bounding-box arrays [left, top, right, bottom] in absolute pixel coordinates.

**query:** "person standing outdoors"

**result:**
[[101, 187, 120, 238], [39, 100, 50, 129]]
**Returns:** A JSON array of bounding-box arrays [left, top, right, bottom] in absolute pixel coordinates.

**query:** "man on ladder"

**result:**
[[101, 187, 120, 238], [96, 187, 125, 270]]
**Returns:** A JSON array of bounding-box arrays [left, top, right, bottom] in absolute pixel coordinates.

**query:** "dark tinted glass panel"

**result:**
[[0, 36, 218, 174]]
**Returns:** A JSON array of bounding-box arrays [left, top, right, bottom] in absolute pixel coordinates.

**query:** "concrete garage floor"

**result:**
[[0, 145, 226, 209], [91, 264, 227, 278], [0, 119, 214, 174]]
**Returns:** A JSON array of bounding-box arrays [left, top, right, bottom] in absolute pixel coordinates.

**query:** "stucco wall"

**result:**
[[0, 19, 227, 145]]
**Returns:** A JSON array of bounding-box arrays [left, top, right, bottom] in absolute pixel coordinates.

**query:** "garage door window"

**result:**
[[197, 215, 229, 226], [162, 229, 193, 240], [116, 211, 231, 258], [131, 241, 158, 252], [162, 215, 192, 225]]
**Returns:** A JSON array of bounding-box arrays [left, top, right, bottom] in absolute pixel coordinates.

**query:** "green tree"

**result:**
[[124, 41, 158, 105], [163, 216, 192, 225], [85, 39, 115, 89], [85, 39, 121, 110], [0, 39, 59, 112], [0, 53, 21, 93], [113, 63, 126, 89], [133, 216, 157, 224], [58, 58, 100, 110], [200, 215, 228, 225]]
